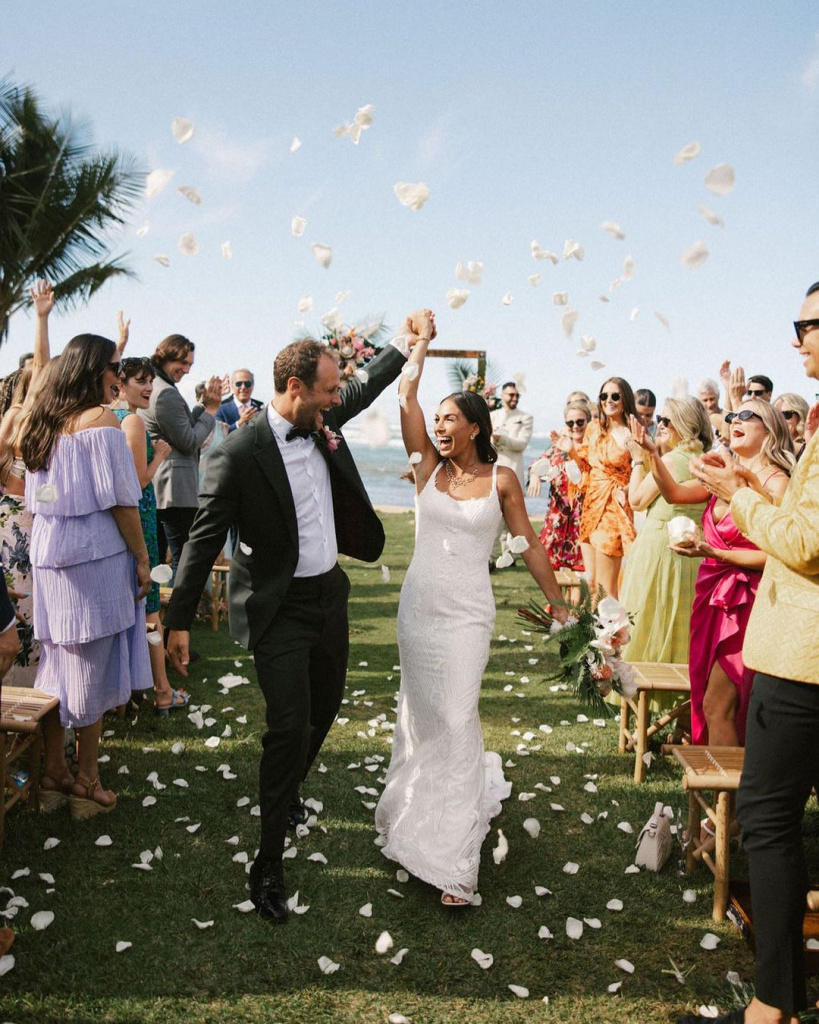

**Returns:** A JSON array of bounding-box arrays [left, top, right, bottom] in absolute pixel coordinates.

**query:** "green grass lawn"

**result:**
[[0, 511, 795, 1023]]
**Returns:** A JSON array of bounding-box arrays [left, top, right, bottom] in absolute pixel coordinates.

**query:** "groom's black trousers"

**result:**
[[253, 563, 350, 866]]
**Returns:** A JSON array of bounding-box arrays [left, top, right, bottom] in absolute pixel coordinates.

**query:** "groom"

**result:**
[[164, 321, 425, 923]]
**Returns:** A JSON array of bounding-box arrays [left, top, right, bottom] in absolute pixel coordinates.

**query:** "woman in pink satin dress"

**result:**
[[630, 399, 793, 745]]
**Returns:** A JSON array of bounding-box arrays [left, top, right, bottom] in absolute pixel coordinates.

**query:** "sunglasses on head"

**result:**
[[794, 318, 819, 343], [655, 415, 671, 428], [107, 361, 123, 376], [565, 418, 587, 428], [600, 391, 621, 402], [235, 380, 253, 388], [725, 410, 763, 424]]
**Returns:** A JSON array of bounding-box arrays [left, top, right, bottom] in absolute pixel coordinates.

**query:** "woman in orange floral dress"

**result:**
[[567, 378, 638, 599]]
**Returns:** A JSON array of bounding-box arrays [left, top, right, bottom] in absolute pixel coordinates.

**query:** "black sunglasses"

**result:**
[[794, 318, 819, 343], [745, 388, 767, 397], [234, 380, 253, 388], [725, 410, 763, 423], [781, 410, 799, 420], [600, 391, 621, 402], [107, 361, 123, 377], [655, 415, 671, 428], [565, 418, 587, 428]]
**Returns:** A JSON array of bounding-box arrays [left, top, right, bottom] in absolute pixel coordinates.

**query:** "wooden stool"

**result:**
[[554, 568, 582, 603], [210, 565, 229, 632], [618, 662, 691, 783], [672, 745, 744, 922], [0, 687, 60, 851]]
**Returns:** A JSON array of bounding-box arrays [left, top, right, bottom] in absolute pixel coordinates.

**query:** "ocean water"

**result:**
[[346, 425, 552, 518]]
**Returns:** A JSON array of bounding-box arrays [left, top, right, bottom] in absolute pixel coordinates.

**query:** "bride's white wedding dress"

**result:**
[[375, 462, 512, 899]]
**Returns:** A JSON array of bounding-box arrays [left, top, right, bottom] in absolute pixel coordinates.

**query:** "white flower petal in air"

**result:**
[[446, 288, 469, 310], [492, 829, 508, 865], [136, 222, 149, 238], [501, 292, 513, 306], [35, 484, 58, 504], [354, 104, 374, 127], [115, 941, 132, 953], [150, 564, 173, 584], [508, 985, 529, 999], [495, 552, 514, 569], [601, 221, 625, 240], [563, 862, 580, 874], [578, 335, 596, 355], [375, 931, 394, 954], [553, 292, 568, 306], [528, 274, 541, 287], [146, 168, 175, 199], [30, 911, 54, 931], [655, 311, 671, 330], [291, 216, 307, 237], [630, 307, 639, 322], [673, 141, 701, 166], [699, 203, 724, 227], [172, 117, 194, 144], [471, 948, 494, 970], [530, 241, 558, 264], [178, 233, 199, 257], [700, 932, 720, 950], [456, 261, 484, 285], [290, 137, 301, 153], [563, 239, 585, 261], [681, 240, 709, 270], [615, 958, 635, 973], [311, 243, 333, 268], [704, 163, 735, 195], [621, 256, 635, 282], [177, 186, 202, 205], [508, 535, 529, 554], [566, 917, 584, 939], [394, 182, 430, 210], [589, 361, 605, 372], [506, 895, 523, 908], [220, 241, 233, 260], [318, 955, 340, 975], [152, 254, 170, 267], [297, 295, 313, 315], [561, 309, 579, 338]]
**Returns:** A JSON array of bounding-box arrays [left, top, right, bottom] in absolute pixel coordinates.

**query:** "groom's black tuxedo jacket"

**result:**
[[163, 344, 406, 650]]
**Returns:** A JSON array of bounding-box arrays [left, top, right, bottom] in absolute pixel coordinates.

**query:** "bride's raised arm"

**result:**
[[399, 309, 440, 491]]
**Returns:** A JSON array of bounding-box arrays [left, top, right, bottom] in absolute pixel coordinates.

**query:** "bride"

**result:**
[[375, 309, 566, 906]]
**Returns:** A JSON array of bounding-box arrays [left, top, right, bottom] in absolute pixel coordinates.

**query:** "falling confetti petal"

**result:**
[[297, 295, 313, 315], [146, 168, 175, 199], [221, 241, 233, 259], [136, 222, 149, 238], [563, 239, 585, 261], [501, 292, 513, 306], [291, 216, 307, 237], [704, 163, 735, 195], [508, 535, 529, 554], [172, 117, 194, 144], [531, 241, 558, 263], [561, 309, 579, 338], [699, 203, 724, 227], [178, 233, 199, 257], [471, 948, 494, 970], [655, 311, 671, 329], [177, 186, 202, 205], [630, 307, 640, 322], [673, 140, 701, 165], [553, 292, 568, 306], [456, 261, 483, 284], [394, 182, 430, 210], [152, 254, 170, 267], [311, 243, 333, 268], [528, 274, 541, 286], [290, 137, 301, 153], [681, 239, 709, 269], [150, 564, 173, 584], [446, 288, 469, 310], [601, 221, 625, 240]]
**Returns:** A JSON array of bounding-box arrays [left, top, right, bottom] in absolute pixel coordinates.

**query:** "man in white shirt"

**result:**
[[215, 369, 263, 431], [490, 382, 533, 565]]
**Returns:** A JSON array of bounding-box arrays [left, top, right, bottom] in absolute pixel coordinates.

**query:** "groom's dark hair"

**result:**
[[274, 339, 331, 393], [442, 391, 497, 464]]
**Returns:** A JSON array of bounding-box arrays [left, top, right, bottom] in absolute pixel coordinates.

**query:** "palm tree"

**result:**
[[0, 76, 144, 341]]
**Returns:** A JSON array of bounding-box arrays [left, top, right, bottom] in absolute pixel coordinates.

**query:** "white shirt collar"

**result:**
[[267, 403, 299, 444]]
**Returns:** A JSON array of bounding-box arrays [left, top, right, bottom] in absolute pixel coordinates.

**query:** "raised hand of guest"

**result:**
[[628, 414, 658, 454], [117, 311, 131, 355], [805, 401, 819, 445], [201, 376, 224, 412], [29, 279, 55, 318]]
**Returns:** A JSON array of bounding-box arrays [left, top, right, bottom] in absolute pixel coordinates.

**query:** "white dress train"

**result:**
[[375, 462, 511, 899]]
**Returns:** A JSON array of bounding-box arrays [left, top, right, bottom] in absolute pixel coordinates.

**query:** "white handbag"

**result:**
[[634, 801, 673, 872]]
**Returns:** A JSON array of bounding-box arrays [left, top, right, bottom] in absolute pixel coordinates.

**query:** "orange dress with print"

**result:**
[[576, 421, 636, 558]]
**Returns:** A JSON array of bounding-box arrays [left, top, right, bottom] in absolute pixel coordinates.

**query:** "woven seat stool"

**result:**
[[672, 745, 744, 922], [0, 686, 60, 851], [619, 662, 691, 783], [554, 568, 582, 603]]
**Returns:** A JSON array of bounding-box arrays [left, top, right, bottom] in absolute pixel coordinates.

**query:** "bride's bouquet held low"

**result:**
[[518, 580, 637, 715]]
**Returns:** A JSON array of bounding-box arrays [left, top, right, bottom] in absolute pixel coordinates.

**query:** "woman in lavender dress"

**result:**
[[21, 337, 152, 818]]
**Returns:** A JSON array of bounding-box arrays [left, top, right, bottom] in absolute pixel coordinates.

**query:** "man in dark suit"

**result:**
[[165, 317, 427, 923], [215, 368, 264, 432]]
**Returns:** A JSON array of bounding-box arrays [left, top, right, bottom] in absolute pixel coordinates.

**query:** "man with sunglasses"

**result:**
[[216, 369, 263, 432], [744, 374, 773, 403], [686, 284, 819, 1024], [490, 381, 534, 567]]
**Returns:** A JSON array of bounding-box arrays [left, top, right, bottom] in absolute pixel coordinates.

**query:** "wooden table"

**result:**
[[672, 745, 744, 922], [618, 662, 691, 783]]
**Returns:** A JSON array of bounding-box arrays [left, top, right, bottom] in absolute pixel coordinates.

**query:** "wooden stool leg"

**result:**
[[634, 690, 649, 783], [0, 733, 6, 853], [211, 569, 219, 632], [712, 789, 732, 921], [28, 730, 43, 810], [618, 695, 629, 754], [686, 790, 698, 873]]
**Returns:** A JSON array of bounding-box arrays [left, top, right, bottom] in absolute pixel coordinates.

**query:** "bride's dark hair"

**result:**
[[440, 391, 497, 463]]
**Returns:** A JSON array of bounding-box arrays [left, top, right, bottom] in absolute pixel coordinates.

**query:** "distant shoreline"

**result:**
[[374, 504, 413, 514]]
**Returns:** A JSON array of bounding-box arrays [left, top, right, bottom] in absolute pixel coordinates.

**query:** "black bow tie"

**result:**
[[286, 426, 312, 442]]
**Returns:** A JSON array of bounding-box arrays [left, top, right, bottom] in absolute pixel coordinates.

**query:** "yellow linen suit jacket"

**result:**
[[731, 433, 819, 683]]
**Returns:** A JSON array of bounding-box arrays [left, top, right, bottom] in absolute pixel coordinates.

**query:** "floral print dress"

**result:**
[[0, 460, 39, 685], [536, 448, 585, 571]]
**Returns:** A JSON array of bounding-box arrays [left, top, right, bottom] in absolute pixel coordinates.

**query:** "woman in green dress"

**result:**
[[619, 396, 712, 663]]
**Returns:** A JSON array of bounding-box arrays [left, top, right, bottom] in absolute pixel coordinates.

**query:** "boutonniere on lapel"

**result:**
[[313, 425, 341, 452]]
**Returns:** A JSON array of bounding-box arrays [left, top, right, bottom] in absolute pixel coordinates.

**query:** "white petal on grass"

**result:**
[[698, 1006, 720, 1019], [142, 796, 157, 808], [115, 941, 132, 953], [615, 958, 635, 973], [584, 917, 602, 929], [318, 955, 340, 975], [601, 221, 625, 240], [699, 203, 724, 227], [153, 254, 170, 267], [563, 239, 585, 261], [30, 910, 54, 931], [390, 948, 409, 966], [311, 243, 333, 268], [375, 931, 394, 954], [38, 873, 55, 884], [381, 565, 391, 583], [146, 168, 175, 199], [396, 869, 409, 883], [233, 899, 256, 913], [501, 292, 513, 306], [192, 918, 214, 930], [388, 1014, 410, 1023], [563, 862, 579, 874], [204, 736, 220, 749], [523, 818, 541, 838], [534, 885, 552, 896], [291, 216, 307, 237], [185, 823, 201, 834], [172, 117, 194, 144], [608, 981, 622, 994], [617, 822, 633, 834], [492, 829, 508, 865], [508, 985, 529, 999], [538, 925, 553, 940], [358, 902, 373, 917], [683, 889, 697, 903], [177, 186, 202, 205], [150, 564, 173, 584], [394, 182, 430, 210], [700, 932, 721, 950], [607, 899, 624, 911], [704, 163, 735, 195], [681, 239, 709, 270], [553, 292, 568, 306], [673, 140, 701, 165], [625, 864, 640, 874], [561, 310, 579, 337], [95, 835, 113, 847], [178, 233, 199, 257], [506, 895, 523, 908], [446, 288, 469, 310], [566, 917, 584, 939], [471, 948, 494, 970], [43, 837, 60, 850]]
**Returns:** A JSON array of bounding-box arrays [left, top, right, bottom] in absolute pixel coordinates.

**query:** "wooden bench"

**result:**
[[0, 686, 60, 851], [554, 568, 582, 603], [158, 563, 229, 633], [672, 745, 744, 922], [618, 662, 691, 783]]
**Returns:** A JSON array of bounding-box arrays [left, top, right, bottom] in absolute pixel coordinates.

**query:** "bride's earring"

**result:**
[[470, 433, 477, 440]]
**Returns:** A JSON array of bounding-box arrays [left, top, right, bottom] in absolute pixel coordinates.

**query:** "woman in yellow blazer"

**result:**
[[688, 282, 819, 1024]]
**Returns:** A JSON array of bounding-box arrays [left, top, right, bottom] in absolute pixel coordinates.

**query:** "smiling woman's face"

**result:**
[[434, 399, 475, 458]]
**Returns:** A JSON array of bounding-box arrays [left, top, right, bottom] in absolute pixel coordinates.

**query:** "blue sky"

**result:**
[[4, 2, 819, 430]]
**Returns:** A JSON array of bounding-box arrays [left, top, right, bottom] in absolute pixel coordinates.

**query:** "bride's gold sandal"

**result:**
[[38, 772, 74, 813], [68, 777, 116, 820]]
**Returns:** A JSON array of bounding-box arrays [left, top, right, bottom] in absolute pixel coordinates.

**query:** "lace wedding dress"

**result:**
[[375, 462, 512, 900]]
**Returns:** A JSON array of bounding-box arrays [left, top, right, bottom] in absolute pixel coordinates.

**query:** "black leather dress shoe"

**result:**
[[288, 797, 308, 829], [249, 861, 288, 924]]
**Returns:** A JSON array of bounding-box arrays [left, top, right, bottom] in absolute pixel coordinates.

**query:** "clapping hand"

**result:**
[[550, 428, 573, 454], [729, 365, 747, 406], [29, 279, 54, 318], [201, 376, 224, 412], [628, 415, 657, 454], [237, 404, 259, 427], [153, 439, 172, 463]]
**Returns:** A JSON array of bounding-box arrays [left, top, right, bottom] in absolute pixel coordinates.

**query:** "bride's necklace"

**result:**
[[444, 458, 480, 488]]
